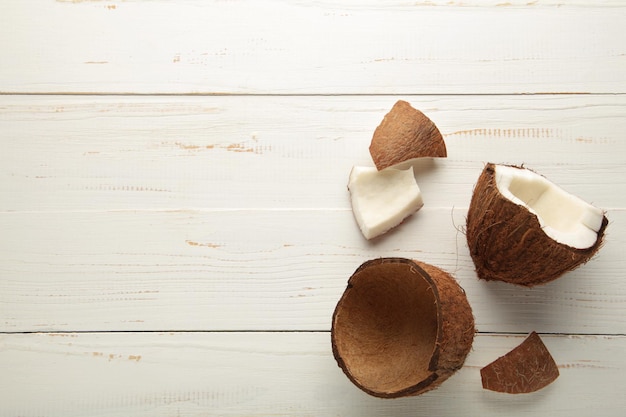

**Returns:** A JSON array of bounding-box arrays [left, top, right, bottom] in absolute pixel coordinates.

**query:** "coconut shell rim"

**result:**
[[481, 162, 608, 254], [330, 257, 445, 398]]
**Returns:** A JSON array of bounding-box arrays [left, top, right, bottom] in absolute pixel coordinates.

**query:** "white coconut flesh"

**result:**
[[348, 166, 424, 240], [494, 164, 604, 249]]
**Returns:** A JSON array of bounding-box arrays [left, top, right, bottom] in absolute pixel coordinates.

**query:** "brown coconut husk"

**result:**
[[466, 163, 608, 287], [481, 331, 559, 394], [331, 258, 475, 398], [369, 100, 447, 171]]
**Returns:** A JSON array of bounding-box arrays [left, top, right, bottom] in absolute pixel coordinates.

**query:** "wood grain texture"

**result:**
[[1, 208, 623, 333], [1, 1, 625, 94], [1, 0, 625, 415], [0, 332, 624, 417], [2, 95, 624, 211]]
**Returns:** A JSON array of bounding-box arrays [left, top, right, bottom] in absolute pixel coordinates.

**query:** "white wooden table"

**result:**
[[1, 1, 626, 415]]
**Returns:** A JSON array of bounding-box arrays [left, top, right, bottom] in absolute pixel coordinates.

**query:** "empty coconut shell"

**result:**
[[466, 163, 608, 286], [331, 258, 475, 398], [481, 332, 559, 394], [369, 100, 447, 171]]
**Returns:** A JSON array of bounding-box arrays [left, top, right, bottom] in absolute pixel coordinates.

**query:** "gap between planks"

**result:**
[[2, 92, 624, 97], [1, 330, 624, 337]]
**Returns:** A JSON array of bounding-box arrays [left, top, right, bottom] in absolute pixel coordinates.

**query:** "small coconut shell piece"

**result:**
[[369, 100, 446, 171], [466, 163, 608, 286], [481, 332, 559, 394], [331, 258, 475, 398]]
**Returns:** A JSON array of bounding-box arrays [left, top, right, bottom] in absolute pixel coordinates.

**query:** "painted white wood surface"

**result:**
[[1, 95, 625, 211], [1, 333, 624, 417], [1, 1, 626, 94], [2, 0, 626, 415], [1, 208, 624, 334]]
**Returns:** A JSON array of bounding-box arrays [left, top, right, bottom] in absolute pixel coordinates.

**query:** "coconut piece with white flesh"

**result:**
[[466, 163, 608, 286], [346, 101, 444, 240], [348, 166, 424, 240], [494, 164, 604, 249]]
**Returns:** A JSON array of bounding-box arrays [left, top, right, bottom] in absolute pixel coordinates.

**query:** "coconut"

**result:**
[[331, 258, 475, 398], [347, 165, 424, 240], [369, 100, 446, 171], [481, 331, 559, 394], [346, 100, 445, 240], [466, 163, 608, 286]]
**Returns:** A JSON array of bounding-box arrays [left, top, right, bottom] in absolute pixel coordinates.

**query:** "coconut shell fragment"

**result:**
[[481, 332, 559, 394], [466, 163, 608, 286], [331, 258, 475, 398], [369, 100, 447, 171]]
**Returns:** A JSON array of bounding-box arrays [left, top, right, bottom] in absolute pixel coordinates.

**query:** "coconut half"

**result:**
[[481, 331, 559, 394], [466, 163, 608, 286], [369, 100, 446, 171], [347, 166, 424, 240], [331, 258, 475, 398]]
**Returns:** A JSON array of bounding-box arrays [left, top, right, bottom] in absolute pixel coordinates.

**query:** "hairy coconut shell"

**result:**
[[331, 258, 475, 398], [481, 331, 559, 394], [369, 100, 447, 171], [466, 163, 608, 286]]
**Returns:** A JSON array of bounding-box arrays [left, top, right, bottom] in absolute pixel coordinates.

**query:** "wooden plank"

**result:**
[[2, 94, 625, 212], [0, 332, 623, 416], [1, 1, 625, 94], [1, 209, 623, 333]]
